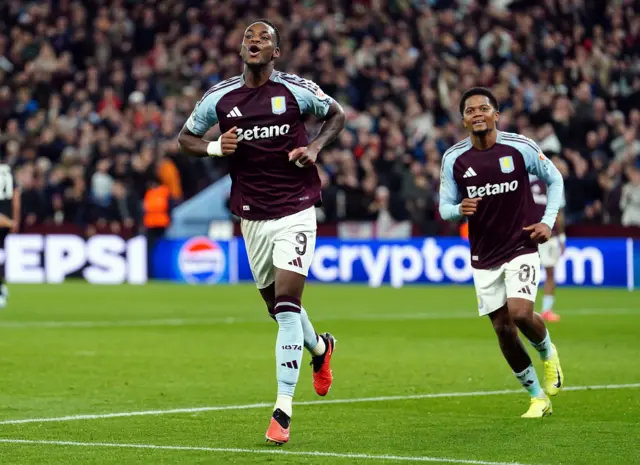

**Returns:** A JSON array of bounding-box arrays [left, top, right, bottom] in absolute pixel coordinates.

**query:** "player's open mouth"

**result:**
[[248, 45, 261, 57]]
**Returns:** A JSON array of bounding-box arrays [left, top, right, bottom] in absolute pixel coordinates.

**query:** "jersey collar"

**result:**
[[239, 69, 279, 86]]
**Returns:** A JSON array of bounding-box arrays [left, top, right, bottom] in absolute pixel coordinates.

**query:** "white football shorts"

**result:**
[[538, 236, 562, 268], [240, 207, 317, 289], [473, 252, 541, 316]]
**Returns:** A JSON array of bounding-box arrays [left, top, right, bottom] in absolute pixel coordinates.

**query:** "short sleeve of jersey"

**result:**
[[185, 93, 220, 136], [278, 74, 333, 119]]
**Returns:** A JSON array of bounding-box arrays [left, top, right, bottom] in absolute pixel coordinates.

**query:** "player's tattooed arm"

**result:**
[[308, 100, 346, 153], [289, 100, 345, 167]]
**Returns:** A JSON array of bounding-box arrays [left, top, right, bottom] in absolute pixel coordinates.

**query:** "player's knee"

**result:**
[[489, 308, 517, 339], [509, 305, 533, 326]]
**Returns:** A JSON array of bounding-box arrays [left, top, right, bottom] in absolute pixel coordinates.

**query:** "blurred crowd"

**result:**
[[0, 0, 639, 236]]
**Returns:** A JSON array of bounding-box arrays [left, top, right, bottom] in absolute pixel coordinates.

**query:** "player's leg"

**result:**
[[242, 218, 276, 292], [265, 207, 334, 444], [271, 208, 332, 394], [242, 218, 294, 445], [243, 219, 303, 445], [538, 239, 560, 322], [262, 269, 306, 445], [505, 253, 563, 397], [540, 266, 560, 321], [259, 282, 327, 360], [475, 266, 550, 418]]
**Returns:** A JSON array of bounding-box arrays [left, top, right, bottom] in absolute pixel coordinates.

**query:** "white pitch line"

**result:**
[[0, 439, 540, 465], [1, 383, 639, 426], [0, 308, 636, 329]]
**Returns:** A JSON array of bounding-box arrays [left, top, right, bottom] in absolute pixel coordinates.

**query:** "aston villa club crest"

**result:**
[[499, 156, 514, 173], [271, 96, 286, 115]]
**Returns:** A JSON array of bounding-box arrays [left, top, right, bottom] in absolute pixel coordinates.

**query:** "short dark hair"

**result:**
[[250, 19, 281, 48], [459, 87, 499, 115]]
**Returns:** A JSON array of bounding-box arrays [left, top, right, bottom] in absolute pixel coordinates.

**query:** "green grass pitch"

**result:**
[[0, 282, 638, 464]]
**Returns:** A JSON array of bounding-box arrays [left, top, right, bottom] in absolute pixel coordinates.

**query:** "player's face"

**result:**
[[240, 23, 280, 68], [462, 95, 499, 136]]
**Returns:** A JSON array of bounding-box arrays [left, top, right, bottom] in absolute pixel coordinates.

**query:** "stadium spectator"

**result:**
[[620, 165, 640, 227], [0, 0, 638, 236]]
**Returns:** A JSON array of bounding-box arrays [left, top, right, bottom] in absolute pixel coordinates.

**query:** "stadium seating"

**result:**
[[0, 1, 638, 236]]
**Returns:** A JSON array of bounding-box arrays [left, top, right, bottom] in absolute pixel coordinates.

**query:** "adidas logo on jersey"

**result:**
[[463, 167, 477, 178], [466, 180, 519, 198], [226, 106, 242, 118], [236, 124, 291, 142]]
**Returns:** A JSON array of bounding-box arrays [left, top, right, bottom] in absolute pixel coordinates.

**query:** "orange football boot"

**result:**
[[311, 333, 336, 396], [541, 310, 561, 322], [265, 408, 290, 445]]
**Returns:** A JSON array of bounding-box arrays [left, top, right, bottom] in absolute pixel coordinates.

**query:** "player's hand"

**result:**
[[288, 146, 318, 167], [460, 198, 482, 216], [220, 126, 238, 155], [523, 223, 552, 244]]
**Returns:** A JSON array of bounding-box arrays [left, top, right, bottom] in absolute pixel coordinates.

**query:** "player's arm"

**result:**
[[286, 80, 345, 166], [177, 95, 237, 158], [11, 187, 20, 233], [307, 100, 345, 155], [523, 146, 564, 230], [438, 156, 463, 221]]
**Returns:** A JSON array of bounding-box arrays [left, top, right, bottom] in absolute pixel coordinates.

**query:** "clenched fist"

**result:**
[[288, 146, 319, 167], [221, 126, 239, 155], [460, 198, 482, 216]]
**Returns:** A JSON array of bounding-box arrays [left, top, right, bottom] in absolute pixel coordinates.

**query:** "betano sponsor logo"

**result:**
[[466, 180, 519, 198], [236, 124, 290, 142]]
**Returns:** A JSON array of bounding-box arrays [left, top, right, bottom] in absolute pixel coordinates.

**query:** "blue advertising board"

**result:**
[[151, 236, 636, 288], [151, 237, 235, 284], [634, 239, 640, 290]]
